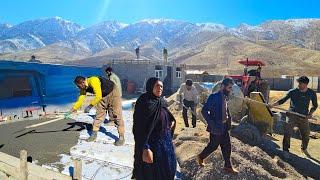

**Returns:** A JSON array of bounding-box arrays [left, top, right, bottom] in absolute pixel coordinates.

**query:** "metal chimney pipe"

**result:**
[[163, 47, 168, 64]]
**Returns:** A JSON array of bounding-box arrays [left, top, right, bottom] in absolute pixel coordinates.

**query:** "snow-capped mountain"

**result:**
[[1, 17, 320, 57], [0, 23, 11, 35], [0, 17, 83, 53], [0, 17, 83, 42], [75, 21, 128, 53]]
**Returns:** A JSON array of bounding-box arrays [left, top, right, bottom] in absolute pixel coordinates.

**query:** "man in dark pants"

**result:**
[[178, 79, 199, 128], [197, 78, 239, 174], [269, 76, 318, 154]]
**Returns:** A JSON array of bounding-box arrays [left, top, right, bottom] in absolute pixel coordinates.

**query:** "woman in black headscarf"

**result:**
[[132, 77, 177, 180]]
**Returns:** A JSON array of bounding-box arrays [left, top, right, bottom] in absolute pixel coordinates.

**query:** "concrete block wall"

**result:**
[[265, 78, 293, 91], [104, 62, 185, 93], [171, 65, 185, 91], [185, 74, 224, 83], [106, 63, 155, 91]]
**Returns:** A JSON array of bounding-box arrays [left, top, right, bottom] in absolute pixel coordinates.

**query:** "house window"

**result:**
[[176, 67, 181, 78], [155, 70, 163, 78], [155, 65, 163, 78]]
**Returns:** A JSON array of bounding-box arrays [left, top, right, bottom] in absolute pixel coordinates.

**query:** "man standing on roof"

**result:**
[[178, 79, 199, 128], [70, 76, 125, 146], [105, 67, 122, 97], [269, 76, 318, 154]]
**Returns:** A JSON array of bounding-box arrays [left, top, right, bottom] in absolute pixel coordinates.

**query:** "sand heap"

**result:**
[[173, 128, 304, 180]]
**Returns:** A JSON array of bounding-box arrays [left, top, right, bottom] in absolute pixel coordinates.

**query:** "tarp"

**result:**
[[0, 60, 103, 109]]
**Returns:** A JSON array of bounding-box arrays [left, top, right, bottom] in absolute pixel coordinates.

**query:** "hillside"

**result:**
[[1, 17, 320, 76]]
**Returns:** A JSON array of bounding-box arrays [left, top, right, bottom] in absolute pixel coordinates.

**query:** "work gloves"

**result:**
[[84, 105, 93, 113], [64, 112, 72, 119]]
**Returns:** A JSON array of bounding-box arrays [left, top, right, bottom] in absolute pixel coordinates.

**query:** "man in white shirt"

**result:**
[[179, 79, 199, 128]]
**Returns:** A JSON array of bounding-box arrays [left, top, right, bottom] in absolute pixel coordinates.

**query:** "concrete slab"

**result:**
[[46, 100, 181, 180]]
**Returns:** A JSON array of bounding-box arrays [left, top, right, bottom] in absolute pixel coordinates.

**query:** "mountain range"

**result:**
[[1, 17, 320, 76]]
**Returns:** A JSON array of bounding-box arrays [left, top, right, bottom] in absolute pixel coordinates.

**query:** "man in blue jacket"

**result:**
[[197, 77, 239, 174]]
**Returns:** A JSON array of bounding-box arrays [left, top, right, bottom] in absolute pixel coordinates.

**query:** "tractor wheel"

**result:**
[[231, 122, 261, 146]]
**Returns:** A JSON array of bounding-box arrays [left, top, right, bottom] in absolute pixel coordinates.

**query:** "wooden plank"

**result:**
[[73, 159, 82, 180], [27, 163, 71, 180], [0, 152, 21, 178], [25, 117, 65, 129], [25, 111, 82, 129], [0, 162, 19, 178], [0, 152, 71, 180], [20, 150, 28, 180], [233, 95, 319, 123]]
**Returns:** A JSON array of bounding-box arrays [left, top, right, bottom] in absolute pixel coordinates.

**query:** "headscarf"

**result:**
[[133, 77, 168, 145], [132, 77, 176, 177], [146, 77, 159, 94]]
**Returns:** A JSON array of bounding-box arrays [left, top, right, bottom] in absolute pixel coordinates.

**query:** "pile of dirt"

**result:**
[[168, 90, 320, 179], [174, 128, 304, 180]]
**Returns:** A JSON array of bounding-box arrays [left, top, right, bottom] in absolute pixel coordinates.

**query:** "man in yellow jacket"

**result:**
[[71, 76, 125, 146]]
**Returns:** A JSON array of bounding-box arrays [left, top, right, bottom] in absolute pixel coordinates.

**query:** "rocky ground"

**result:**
[[168, 91, 320, 179], [174, 128, 305, 180]]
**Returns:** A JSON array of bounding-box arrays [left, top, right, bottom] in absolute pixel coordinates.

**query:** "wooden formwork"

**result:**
[[0, 150, 82, 180]]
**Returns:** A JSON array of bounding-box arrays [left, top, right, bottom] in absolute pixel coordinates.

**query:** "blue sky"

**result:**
[[1, 0, 320, 27]]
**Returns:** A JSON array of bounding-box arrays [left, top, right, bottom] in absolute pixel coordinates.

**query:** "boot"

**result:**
[[196, 155, 205, 167], [86, 131, 97, 142], [114, 134, 125, 146], [224, 167, 239, 174]]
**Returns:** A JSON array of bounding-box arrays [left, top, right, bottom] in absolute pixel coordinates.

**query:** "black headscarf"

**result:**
[[132, 77, 176, 178], [146, 77, 159, 94], [133, 77, 168, 144]]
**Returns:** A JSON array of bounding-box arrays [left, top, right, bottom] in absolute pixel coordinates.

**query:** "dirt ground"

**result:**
[[169, 90, 320, 179]]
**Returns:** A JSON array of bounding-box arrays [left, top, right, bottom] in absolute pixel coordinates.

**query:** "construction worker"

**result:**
[[70, 76, 125, 146], [178, 79, 199, 128], [105, 67, 122, 97], [256, 64, 262, 79], [247, 76, 270, 102], [269, 76, 318, 154], [197, 77, 239, 174]]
